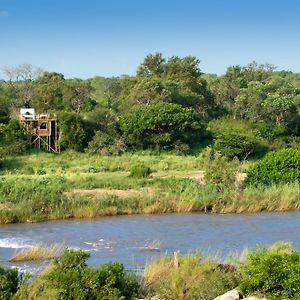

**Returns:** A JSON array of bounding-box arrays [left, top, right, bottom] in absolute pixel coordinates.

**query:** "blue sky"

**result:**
[[0, 0, 299, 79]]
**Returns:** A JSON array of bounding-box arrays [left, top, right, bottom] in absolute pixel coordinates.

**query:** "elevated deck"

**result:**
[[19, 109, 59, 152]]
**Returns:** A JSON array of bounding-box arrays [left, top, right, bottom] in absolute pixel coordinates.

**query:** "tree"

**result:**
[[3, 64, 42, 108], [133, 54, 216, 116], [58, 112, 86, 151], [120, 102, 204, 151], [0, 84, 11, 124], [33, 72, 65, 111], [128, 77, 172, 105], [235, 81, 266, 121], [0, 119, 28, 155], [136, 52, 165, 77], [64, 79, 95, 113]]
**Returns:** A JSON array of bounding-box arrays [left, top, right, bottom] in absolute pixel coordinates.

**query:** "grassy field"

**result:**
[[0, 151, 300, 224]]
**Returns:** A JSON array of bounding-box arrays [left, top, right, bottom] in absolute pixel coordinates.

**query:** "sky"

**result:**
[[0, 0, 299, 79]]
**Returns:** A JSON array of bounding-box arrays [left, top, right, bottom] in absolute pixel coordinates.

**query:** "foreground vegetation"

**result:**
[[2, 242, 300, 299]]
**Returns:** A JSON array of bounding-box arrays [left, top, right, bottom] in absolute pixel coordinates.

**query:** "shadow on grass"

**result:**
[[0, 158, 22, 173]]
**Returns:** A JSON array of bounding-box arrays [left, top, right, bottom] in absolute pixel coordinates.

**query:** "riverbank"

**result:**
[[1, 173, 300, 224], [1, 151, 300, 224], [3, 242, 300, 299]]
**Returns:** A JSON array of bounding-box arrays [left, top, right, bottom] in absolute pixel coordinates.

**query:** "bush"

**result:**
[[202, 147, 240, 193], [247, 148, 300, 186], [256, 122, 287, 139], [120, 102, 204, 150], [0, 120, 29, 156], [16, 249, 141, 300], [0, 265, 19, 300], [209, 118, 264, 160], [239, 242, 300, 299], [130, 164, 152, 178], [214, 132, 259, 160], [87, 131, 126, 156]]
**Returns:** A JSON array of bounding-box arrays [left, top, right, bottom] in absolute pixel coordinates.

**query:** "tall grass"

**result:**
[[144, 252, 240, 300], [9, 243, 63, 262], [222, 182, 300, 213], [2, 151, 300, 224]]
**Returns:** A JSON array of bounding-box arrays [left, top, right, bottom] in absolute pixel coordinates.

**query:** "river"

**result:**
[[1, 212, 299, 273]]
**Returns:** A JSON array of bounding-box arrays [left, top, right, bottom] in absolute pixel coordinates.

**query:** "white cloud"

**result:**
[[0, 10, 8, 17]]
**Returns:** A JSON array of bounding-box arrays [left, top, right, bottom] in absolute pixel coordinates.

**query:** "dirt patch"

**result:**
[[65, 187, 155, 198]]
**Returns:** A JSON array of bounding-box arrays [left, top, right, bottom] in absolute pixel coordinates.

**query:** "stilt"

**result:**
[[19, 108, 59, 153]]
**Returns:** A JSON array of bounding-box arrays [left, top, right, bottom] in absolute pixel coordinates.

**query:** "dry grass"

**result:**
[[65, 187, 156, 198], [144, 254, 175, 286], [9, 243, 64, 262]]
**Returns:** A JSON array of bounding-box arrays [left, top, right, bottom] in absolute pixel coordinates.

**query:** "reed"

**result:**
[[9, 243, 64, 262], [143, 252, 240, 300]]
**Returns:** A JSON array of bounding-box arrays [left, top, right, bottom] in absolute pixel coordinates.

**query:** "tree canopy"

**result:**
[[1, 54, 300, 156]]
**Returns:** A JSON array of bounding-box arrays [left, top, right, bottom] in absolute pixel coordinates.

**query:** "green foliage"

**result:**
[[209, 118, 264, 160], [58, 112, 87, 151], [256, 122, 287, 139], [0, 265, 19, 300], [120, 102, 204, 151], [214, 132, 259, 160], [63, 79, 95, 113], [202, 148, 240, 193], [0, 119, 28, 156], [16, 249, 141, 300], [0, 85, 11, 124], [87, 131, 126, 156], [239, 243, 300, 299], [129, 164, 152, 178], [247, 148, 300, 185], [135, 53, 216, 116]]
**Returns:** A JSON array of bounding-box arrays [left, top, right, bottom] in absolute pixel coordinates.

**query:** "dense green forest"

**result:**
[[1, 53, 300, 158]]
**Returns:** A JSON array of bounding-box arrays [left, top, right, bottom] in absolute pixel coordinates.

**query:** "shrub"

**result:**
[[256, 122, 287, 139], [87, 131, 126, 156], [0, 265, 19, 300], [130, 164, 152, 178], [247, 148, 300, 186], [208, 117, 264, 160], [239, 242, 300, 299], [214, 132, 259, 160], [202, 147, 240, 193], [16, 249, 141, 300]]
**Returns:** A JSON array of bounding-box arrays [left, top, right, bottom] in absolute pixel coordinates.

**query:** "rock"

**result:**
[[214, 288, 240, 300]]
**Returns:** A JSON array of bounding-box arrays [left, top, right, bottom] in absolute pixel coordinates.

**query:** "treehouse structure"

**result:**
[[19, 108, 60, 152]]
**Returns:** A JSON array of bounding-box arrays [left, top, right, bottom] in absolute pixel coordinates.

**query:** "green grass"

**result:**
[[1, 151, 300, 224], [0, 150, 203, 175]]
